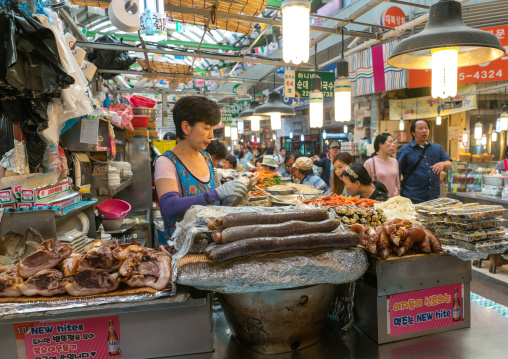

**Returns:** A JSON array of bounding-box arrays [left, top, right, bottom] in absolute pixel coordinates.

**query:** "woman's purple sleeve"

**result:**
[[159, 189, 220, 219]]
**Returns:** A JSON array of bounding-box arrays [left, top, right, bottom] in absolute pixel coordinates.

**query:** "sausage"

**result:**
[[220, 209, 329, 229], [204, 242, 220, 259], [207, 219, 216, 231], [214, 218, 223, 228], [351, 224, 368, 247], [212, 231, 222, 243], [208, 232, 360, 262], [219, 219, 341, 244]]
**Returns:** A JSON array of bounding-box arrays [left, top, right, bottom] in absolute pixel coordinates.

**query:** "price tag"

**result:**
[[14, 316, 121, 359]]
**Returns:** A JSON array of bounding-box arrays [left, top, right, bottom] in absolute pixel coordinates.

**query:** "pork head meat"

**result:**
[[18, 239, 72, 278]]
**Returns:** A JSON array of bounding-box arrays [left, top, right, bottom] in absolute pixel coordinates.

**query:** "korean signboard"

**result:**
[[221, 106, 235, 125], [388, 283, 464, 336], [389, 84, 477, 121], [14, 316, 121, 359], [284, 70, 335, 99], [409, 24, 508, 88], [380, 6, 406, 28]]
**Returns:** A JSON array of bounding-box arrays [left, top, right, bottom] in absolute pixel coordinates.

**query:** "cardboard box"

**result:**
[[13, 185, 22, 201], [0, 188, 16, 204], [34, 191, 82, 210], [17, 203, 32, 209], [0, 203, 16, 209], [127, 129, 149, 139], [147, 121, 157, 131], [21, 179, 72, 203], [149, 130, 158, 139]]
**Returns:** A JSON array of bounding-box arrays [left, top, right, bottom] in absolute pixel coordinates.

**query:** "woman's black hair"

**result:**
[[504, 145, 508, 159], [225, 154, 237, 167], [341, 164, 389, 194], [370, 133, 392, 158], [341, 163, 373, 186], [410, 119, 431, 140], [238, 151, 244, 160], [172, 96, 221, 140]]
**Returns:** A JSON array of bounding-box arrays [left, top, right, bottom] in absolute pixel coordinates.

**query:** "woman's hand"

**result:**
[[216, 179, 249, 200]]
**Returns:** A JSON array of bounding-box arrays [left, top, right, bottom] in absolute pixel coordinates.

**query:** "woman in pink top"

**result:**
[[364, 133, 400, 197]]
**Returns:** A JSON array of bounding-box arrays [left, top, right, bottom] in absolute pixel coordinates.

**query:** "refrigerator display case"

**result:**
[[447, 161, 498, 193]]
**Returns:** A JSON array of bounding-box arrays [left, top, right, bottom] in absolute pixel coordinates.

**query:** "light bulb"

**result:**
[[344, 124, 348, 133], [462, 128, 468, 144], [474, 117, 482, 139], [334, 77, 351, 122], [231, 127, 238, 141], [257, 137, 260, 142], [225, 125, 231, 137], [501, 113, 508, 131], [282, 1, 310, 64], [322, 129, 327, 140], [399, 119, 404, 131], [251, 116, 261, 132], [270, 112, 281, 130], [290, 132, 293, 139], [227, 146, 231, 151], [436, 114, 441, 125], [496, 117, 501, 133], [300, 134, 304, 141], [492, 132, 497, 142], [309, 90, 324, 128], [237, 120, 244, 134], [431, 47, 458, 99], [251, 135, 255, 142], [272, 133, 276, 140], [233, 140, 237, 146], [481, 133, 487, 146]]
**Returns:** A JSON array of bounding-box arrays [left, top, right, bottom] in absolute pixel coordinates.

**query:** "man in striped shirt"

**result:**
[[293, 157, 331, 196]]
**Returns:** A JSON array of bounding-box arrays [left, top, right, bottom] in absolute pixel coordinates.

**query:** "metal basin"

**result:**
[[218, 284, 337, 355]]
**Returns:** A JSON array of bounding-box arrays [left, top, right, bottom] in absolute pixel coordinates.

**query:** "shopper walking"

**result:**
[[364, 133, 400, 197], [397, 119, 451, 204]]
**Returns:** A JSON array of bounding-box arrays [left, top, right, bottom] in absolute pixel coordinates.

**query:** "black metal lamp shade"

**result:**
[[253, 91, 295, 116], [238, 100, 269, 119], [387, 0, 504, 69]]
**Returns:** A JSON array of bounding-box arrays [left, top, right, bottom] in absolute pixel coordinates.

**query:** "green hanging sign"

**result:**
[[284, 70, 335, 98]]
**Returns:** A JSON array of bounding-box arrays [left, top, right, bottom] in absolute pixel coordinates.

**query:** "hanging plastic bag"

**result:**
[[87, 35, 136, 79], [0, 113, 14, 159]]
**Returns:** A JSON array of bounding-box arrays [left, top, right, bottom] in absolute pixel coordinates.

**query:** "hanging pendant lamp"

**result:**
[[254, 91, 295, 131], [238, 100, 268, 133], [300, 134, 305, 142], [322, 129, 327, 140], [290, 132, 293, 139], [335, 28, 352, 123], [462, 128, 468, 144], [492, 132, 497, 142], [282, 0, 311, 64], [474, 115, 482, 140], [436, 106, 442, 125], [501, 105, 508, 132], [399, 119, 404, 131], [481, 133, 487, 146], [387, 0, 504, 99]]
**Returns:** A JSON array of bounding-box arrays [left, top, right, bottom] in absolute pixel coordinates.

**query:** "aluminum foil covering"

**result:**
[[0, 139, 30, 174], [443, 244, 508, 261], [0, 290, 172, 319], [176, 247, 368, 294]]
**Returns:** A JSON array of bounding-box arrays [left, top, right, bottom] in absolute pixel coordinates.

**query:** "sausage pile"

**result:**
[[0, 236, 172, 298], [351, 219, 443, 260], [204, 208, 360, 262]]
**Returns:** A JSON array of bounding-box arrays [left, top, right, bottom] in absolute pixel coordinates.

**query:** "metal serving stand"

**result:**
[[0, 291, 213, 359], [354, 253, 471, 344]]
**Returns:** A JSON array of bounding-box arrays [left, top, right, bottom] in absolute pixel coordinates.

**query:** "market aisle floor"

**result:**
[[471, 260, 508, 307], [211, 301, 508, 359]]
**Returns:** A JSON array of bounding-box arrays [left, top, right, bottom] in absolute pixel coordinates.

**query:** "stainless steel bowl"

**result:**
[[482, 175, 504, 186], [132, 107, 159, 119]]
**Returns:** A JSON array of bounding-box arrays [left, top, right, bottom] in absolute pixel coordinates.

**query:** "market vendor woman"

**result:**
[[341, 164, 389, 202], [155, 96, 248, 241]]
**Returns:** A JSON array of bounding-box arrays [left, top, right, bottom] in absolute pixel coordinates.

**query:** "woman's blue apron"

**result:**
[[159, 150, 219, 243]]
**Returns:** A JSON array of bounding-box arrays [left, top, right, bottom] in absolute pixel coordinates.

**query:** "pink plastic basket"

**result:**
[[97, 199, 131, 220]]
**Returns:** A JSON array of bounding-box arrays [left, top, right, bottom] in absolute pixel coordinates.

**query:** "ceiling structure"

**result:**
[[68, 0, 507, 101]]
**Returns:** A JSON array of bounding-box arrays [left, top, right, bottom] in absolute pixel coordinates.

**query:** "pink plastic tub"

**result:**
[[97, 199, 131, 220]]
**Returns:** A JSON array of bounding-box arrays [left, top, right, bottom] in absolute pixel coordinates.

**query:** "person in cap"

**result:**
[[315, 141, 341, 186], [260, 155, 281, 175], [293, 157, 330, 195]]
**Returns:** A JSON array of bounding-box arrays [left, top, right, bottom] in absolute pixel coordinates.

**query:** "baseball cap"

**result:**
[[329, 140, 341, 149], [292, 157, 313, 171]]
